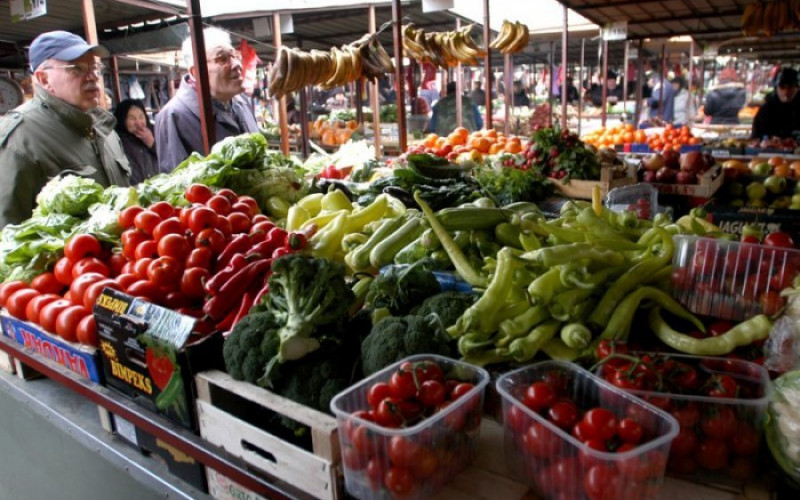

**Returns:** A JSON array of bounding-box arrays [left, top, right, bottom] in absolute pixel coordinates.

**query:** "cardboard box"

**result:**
[[94, 288, 223, 431], [0, 310, 102, 382], [706, 205, 800, 242]]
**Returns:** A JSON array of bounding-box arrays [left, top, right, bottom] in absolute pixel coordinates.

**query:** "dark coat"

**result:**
[[590, 85, 623, 107], [154, 75, 259, 173], [704, 82, 746, 125], [119, 130, 159, 185], [751, 91, 800, 139]]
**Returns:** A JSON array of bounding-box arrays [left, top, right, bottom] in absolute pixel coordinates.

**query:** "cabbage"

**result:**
[[33, 175, 104, 217], [767, 370, 800, 485], [211, 132, 267, 169]]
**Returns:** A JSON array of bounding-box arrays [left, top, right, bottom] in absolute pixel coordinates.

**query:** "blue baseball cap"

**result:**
[[29, 31, 109, 71]]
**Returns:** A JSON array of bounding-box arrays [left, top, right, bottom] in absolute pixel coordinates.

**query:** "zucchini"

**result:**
[[369, 217, 425, 269], [345, 215, 405, 271], [437, 207, 512, 231]]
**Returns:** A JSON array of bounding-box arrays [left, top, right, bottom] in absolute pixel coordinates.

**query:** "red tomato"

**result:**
[[450, 382, 474, 400], [417, 380, 446, 408], [180, 267, 210, 299], [251, 214, 270, 224], [152, 218, 184, 241], [147, 257, 183, 289], [6, 288, 40, 319], [164, 291, 192, 310], [188, 207, 218, 235], [134, 240, 159, 260], [114, 273, 140, 291], [107, 253, 128, 277], [410, 447, 438, 479], [389, 370, 417, 400], [134, 210, 163, 235], [64, 234, 102, 262], [133, 258, 154, 280], [522, 422, 561, 457], [697, 438, 729, 470], [39, 299, 73, 333], [216, 188, 238, 202], [763, 232, 794, 248], [53, 258, 75, 285], [366, 382, 393, 409], [700, 407, 736, 439], [523, 381, 557, 412], [55, 305, 90, 342], [216, 216, 233, 239], [618, 418, 644, 444], [118, 206, 144, 229], [68, 273, 106, 306], [31, 272, 63, 294], [72, 257, 110, 279], [582, 408, 618, 441], [185, 247, 213, 269], [121, 230, 150, 260], [227, 212, 251, 234], [184, 183, 213, 204], [670, 402, 700, 428], [618, 454, 652, 481], [388, 436, 423, 468], [178, 205, 195, 228], [158, 234, 191, 262], [148, 201, 175, 220], [83, 279, 119, 310], [383, 466, 415, 497], [0, 280, 30, 307], [76, 315, 98, 346], [537, 457, 581, 498], [231, 202, 256, 218], [583, 465, 619, 500], [671, 427, 699, 456], [505, 404, 529, 434], [206, 195, 232, 215], [125, 280, 164, 303], [706, 374, 739, 398], [25, 293, 60, 323], [341, 446, 367, 472], [730, 422, 760, 457], [548, 400, 579, 430], [760, 290, 785, 315], [373, 397, 403, 427]]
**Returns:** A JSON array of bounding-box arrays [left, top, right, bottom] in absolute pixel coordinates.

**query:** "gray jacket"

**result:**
[[0, 84, 131, 227], [154, 75, 259, 173]]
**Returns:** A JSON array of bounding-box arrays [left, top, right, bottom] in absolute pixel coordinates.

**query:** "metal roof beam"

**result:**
[[626, 10, 740, 26], [570, 0, 684, 12], [112, 0, 184, 15]]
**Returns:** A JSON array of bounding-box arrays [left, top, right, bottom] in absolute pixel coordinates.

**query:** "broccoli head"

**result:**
[[361, 313, 453, 376], [413, 291, 477, 329], [223, 312, 282, 384], [365, 260, 441, 316]]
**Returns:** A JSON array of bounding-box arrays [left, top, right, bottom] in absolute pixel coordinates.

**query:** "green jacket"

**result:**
[[0, 85, 131, 227]]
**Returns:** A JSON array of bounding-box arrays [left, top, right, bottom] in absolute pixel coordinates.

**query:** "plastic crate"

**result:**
[[671, 235, 800, 320], [596, 353, 770, 485], [496, 361, 678, 500], [330, 354, 490, 500]]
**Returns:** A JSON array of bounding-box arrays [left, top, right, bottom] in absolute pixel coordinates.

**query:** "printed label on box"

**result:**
[[207, 468, 268, 500], [114, 415, 138, 446]]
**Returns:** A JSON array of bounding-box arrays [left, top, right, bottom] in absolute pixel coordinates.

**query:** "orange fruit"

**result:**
[[505, 141, 522, 154], [623, 132, 634, 144], [768, 156, 786, 167], [423, 133, 438, 148], [789, 161, 800, 177], [774, 164, 792, 178], [488, 144, 502, 155], [448, 132, 465, 146], [485, 128, 498, 138], [435, 137, 447, 148], [454, 127, 469, 141], [474, 137, 491, 153]]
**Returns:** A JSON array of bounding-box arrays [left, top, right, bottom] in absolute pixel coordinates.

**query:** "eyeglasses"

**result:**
[[43, 62, 105, 77], [210, 50, 242, 66]]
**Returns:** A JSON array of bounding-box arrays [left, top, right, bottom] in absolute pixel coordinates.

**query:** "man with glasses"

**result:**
[[0, 31, 131, 227], [155, 27, 258, 173], [751, 67, 800, 140]]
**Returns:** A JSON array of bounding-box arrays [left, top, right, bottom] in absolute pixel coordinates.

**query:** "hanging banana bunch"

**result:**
[[742, 0, 800, 36], [489, 20, 530, 55], [267, 33, 395, 98], [401, 23, 487, 68]]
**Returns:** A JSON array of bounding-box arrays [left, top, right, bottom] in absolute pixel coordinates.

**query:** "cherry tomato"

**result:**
[[157, 233, 191, 262], [730, 422, 760, 457], [83, 279, 119, 309], [671, 363, 701, 390], [450, 382, 474, 400], [134, 240, 159, 260], [206, 194, 232, 215], [410, 447, 438, 479], [388, 436, 423, 468], [194, 228, 226, 255], [522, 422, 561, 457], [180, 267, 210, 299], [384, 466, 415, 497], [341, 446, 367, 472], [114, 273, 140, 291], [373, 397, 403, 428], [227, 212, 251, 234], [55, 305, 90, 342], [68, 273, 106, 306], [25, 293, 60, 323], [706, 374, 739, 398], [107, 253, 128, 277], [389, 370, 417, 400], [366, 382, 394, 409], [365, 458, 387, 491], [31, 272, 63, 295], [506, 404, 529, 434], [668, 454, 698, 475], [152, 217, 184, 241], [523, 381, 557, 412], [121, 230, 150, 260], [118, 206, 144, 229], [583, 464, 619, 500], [148, 201, 175, 220], [582, 408, 618, 441], [548, 400, 579, 430], [72, 257, 110, 278], [618, 418, 644, 444], [125, 280, 165, 303], [670, 402, 700, 428], [417, 380, 446, 408], [349, 425, 375, 456], [700, 407, 737, 439], [216, 188, 238, 202], [697, 438, 729, 470], [572, 420, 594, 442], [147, 257, 183, 289], [188, 207, 218, 235], [6, 288, 40, 319], [185, 183, 213, 204], [64, 233, 102, 262], [133, 258, 154, 280], [185, 247, 213, 269], [759, 290, 785, 316], [763, 232, 794, 248], [39, 299, 73, 334], [53, 258, 75, 286], [578, 438, 608, 469], [618, 453, 652, 481], [133, 210, 163, 235]]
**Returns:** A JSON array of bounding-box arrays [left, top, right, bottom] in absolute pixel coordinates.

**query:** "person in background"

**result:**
[[419, 80, 439, 110], [0, 31, 130, 227], [114, 99, 158, 185], [427, 81, 483, 136], [326, 88, 348, 110], [648, 74, 676, 122], [154, 27, 258, 173], [671, 76, 695, 127], [470, 81, 486, 106], [751, 67, 800, 139], [703, 67, 746, 125], [512, 80, 531, 107], [560, 77, 579, 104], [590, 71, 624, 107]]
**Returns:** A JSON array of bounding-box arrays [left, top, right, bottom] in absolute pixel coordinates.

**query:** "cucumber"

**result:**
[[436, 207, 512, 231], [369, 217, 425, 269], [345, 215, 405, 271]]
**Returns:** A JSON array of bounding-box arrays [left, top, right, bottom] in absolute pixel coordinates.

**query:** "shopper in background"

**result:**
[[590, 71, 623, 107], [703, 67, 746, 125], [470, 81, 486, 106], [648, 74, 676, 122], [511, 80, 531, 107], [427, 81, 483, 136], [0, 30, 131, 227], [751, 67, 800, 139], [155, 27, 258, 173], [560, 77, 579, 104], [671, 76, 695, 126], [114, 99, 158, 185]]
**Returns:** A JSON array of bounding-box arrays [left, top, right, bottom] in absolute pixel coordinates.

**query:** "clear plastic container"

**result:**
[[496, 361, 678, 500], [596, 353, 770, 485], [605, 183, 659, 220], [671, 235, 800, 320], [330, 354, 489, 500]]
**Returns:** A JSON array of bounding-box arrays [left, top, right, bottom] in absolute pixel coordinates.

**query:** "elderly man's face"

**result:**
[[778, 83, 798, 103], [204, 45, 244, 102], [36, 52, 103, 112]]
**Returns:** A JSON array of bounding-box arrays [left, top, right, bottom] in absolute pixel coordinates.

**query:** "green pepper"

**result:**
[[541, 338, 580, 361], [560, 323, 592, 349], [519, 232, 542, 252], [599, 286, 704, 342], [549, 288, 594, 322], [508, 319, 561, 363], [496, 305, 549, 347], [341, 232, 369, 253], [576, 208, 634, 243], [345, 194, 388, 232], [527, 268, 565, 306], [522, 243, 624, 268], [460, 348, 514, 367], [265, 195, 291, 219], [649, 307, 772, 355], [309, 210, 348, 259], [495, 222, 524, 249], [539, 223, 586, 244]]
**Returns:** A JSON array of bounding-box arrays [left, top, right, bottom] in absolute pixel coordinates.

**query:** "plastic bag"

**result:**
[[763, 312, 800, 374], [128, 76, 145, 100]]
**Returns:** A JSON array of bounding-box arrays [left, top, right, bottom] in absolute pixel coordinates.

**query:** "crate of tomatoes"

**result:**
[[496, 361, 678, 500], [330, 354, 489, 500], [595, 346, 770, 485]]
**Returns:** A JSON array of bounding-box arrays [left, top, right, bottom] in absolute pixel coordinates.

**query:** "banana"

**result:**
[[359, 44, 382, 79], [501, 21, 520, 53], [508, 22, 530, 53], [371, 40, 395, 73], [269, 46, 289, 97], [763, 0, 776, 35], [489, 20, 512, 50], [751, 1, 765, 35], [742, 2, 759, 35], [322, 47, 340, 89], [315, 50, 336, 86]]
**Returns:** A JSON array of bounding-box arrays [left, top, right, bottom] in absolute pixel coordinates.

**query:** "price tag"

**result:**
[[712, 149, 731, 158], [603, 21, 628, 41]]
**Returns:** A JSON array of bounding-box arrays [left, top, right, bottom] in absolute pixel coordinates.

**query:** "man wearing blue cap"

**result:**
[[0, 31, 131, 227]]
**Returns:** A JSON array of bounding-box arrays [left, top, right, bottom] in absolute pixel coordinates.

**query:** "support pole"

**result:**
[[355, 79, 364, 126], [299, 86, 310, 158], [634, 39, 643, 125], [549, 41, 554, 127], [187, 0, 214, 154], [109, 56, 122, 108], [82, 0, 99, 44], [392, 0, 408, 152], [601, 38, 608, 128], [658, 43, 666, 120], [622, 41, 629, 123], [483, 0, 492, 130], [504, 54, 511, 135], [456, 18, 463, 128], [368, 5, 382, 158], [687, 41, 695, 125], [560, 4, 569, 131], [273, 13, 290, 155], [578, 38, 585, 136]]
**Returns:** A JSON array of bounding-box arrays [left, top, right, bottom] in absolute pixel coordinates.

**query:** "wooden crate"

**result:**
[[648, 165, 724, 198], [0, 350, 15, 374], [551, 164, 637, 200], [195, 370, 342, 500]]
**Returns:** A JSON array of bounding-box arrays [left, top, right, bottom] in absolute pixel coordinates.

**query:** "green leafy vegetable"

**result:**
[[475, 165, 553, 206], [211, 132, 268, 168], [33, 175, 104, 217]]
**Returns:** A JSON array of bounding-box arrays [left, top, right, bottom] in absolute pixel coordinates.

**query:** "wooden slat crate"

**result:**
[[0, 350, 15, 374], [195, 370, 342, 500], [647, 165, 724, 198], [551, 164, 637, 200]]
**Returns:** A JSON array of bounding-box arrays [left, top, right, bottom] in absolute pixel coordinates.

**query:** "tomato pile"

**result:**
[[0, 184, 313, 346], [596, 346, 766, 480], [503, 368, 670, 500], [671, 233, 798, 320], [338, 360, 482, 499]]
